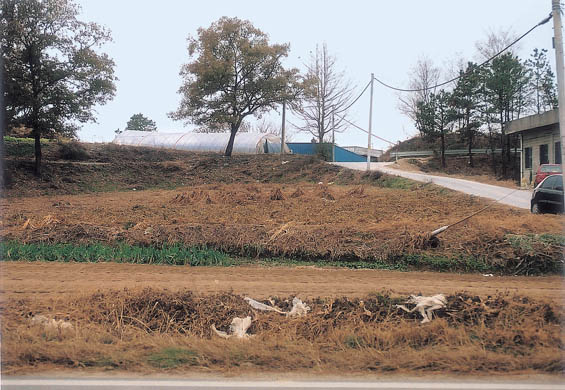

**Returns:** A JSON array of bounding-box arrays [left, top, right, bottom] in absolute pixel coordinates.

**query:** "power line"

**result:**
[[373, 12, 553, 93], [335, 113, 396, 145], [333, 79, 372, 114]]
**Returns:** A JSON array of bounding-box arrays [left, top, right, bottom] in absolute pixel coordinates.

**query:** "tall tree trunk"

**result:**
[[468, 130, 474, 168], [224, 125, 238, 157], [505, 109, 511, 165], [500, 110, 506, 177], [440, 131, 446, 168], [33, 128, 42, 177], [489, 128, 497, 176]]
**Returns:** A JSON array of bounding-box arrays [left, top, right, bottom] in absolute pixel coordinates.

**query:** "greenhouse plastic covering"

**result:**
[[112, 130, 290, 154]]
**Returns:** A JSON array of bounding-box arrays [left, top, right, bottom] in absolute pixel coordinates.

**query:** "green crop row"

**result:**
[[0, 241, 232, 266]]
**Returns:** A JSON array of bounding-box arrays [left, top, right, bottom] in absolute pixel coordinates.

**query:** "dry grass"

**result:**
[[2, 183, 563, 273], [1, 288, 563, 375], [392, 156, 520, 189]]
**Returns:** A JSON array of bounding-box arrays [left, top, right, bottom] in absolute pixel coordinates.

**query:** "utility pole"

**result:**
[[367, 73, 374, 171], [553, 0, 565, 180], [281, 101, 286, 155], [332, 106, 335, 162]]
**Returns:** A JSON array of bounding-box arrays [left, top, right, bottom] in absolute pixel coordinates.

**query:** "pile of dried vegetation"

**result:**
[[3, 183, 563, 274], [1, 288, 563, 374]]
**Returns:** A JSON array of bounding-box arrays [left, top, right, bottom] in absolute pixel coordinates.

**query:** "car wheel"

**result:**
[[531, 202, 541, 214]]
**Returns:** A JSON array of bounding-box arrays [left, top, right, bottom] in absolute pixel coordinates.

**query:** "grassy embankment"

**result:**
[[2, 235, 563, 274]]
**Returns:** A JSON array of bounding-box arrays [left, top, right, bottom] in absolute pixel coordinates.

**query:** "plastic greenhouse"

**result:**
[[112, 130, 290, 154]]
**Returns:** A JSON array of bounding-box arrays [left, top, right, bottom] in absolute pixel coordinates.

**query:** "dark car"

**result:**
[[531, 174, 564, 214], [533, 164, 562, 187]]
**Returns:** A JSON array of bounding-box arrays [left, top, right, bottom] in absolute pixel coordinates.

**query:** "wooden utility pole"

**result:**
[[553, 0, 565, 177], [281, 101, 286, 155], [367, 73, 374, 171], [332, 106, 335, 162]]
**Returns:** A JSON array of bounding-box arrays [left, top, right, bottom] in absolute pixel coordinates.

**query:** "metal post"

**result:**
[[552, 0, 565, 184], [332, 106, 335, 162], [281, 101, 286, 155], [367, 73, 374, 171]]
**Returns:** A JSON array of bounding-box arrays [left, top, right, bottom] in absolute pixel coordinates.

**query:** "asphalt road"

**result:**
[[334, 162, 532, 210], [3, 378, 564, 390]]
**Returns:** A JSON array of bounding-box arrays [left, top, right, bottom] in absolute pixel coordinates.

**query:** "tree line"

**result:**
[[2, 0, 558, 179], [403, 42, 557, 177], [2, 0, 355, 176]]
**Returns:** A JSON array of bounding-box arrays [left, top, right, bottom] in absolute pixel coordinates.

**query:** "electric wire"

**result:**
[[333, 79, 372, 114], [288, 12, 553, 145], [373, 12, 554, 93], [334, 113, 396, 145]]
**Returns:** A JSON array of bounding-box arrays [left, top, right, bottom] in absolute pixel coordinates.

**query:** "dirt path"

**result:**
[[2, 263, 563, 303]]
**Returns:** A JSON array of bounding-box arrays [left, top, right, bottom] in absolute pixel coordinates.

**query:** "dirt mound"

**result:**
[[347, 186, 366, 197], [270, 188, 285, 201], [290, 187, 305, 198], [317, 184, 335, 200]]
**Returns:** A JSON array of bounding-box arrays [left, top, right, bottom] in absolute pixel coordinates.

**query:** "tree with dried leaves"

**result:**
[[398, 57, 441, 123], [475, 28, 519, 61], [1, 0, 116, 176], [169, 17, 301, 157], [292, 44, 354, 143]]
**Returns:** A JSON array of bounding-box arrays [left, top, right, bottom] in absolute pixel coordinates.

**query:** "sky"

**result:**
[[76, 0, 556, 151]]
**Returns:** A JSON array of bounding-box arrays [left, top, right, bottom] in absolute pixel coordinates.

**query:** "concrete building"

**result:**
[[342, 146, 383, 161], [506, 109, 561, 188]]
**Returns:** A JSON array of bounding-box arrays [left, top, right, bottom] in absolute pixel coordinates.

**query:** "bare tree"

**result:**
[[292, 44, 354, 143], [398, 56, 441, 123], [475, 28, 519, 61]]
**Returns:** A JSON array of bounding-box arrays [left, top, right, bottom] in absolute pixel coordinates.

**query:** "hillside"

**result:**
[[3, 139, 393, 198]]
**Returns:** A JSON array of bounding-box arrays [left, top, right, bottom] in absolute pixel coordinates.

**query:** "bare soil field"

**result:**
[[2, 142, 564, 376], [2, 181, 563, 273], [1, 264, 563, 375], [3, 262, 564, 302]]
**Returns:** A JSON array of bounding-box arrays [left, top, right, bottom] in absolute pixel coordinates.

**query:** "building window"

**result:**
[[540, 144, 549, 165], [525, 147, 532, 169], [555, 142, 562, 165]]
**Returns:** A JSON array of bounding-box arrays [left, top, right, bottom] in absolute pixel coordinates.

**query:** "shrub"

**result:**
[[57, 141, 90, 161]]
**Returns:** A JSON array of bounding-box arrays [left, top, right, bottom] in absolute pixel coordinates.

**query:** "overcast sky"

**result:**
[[76, 0, 555, 151]]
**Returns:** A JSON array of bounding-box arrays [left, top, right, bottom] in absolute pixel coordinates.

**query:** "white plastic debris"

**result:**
[[287, 297, 310, 317], [244, 297, 285, 314], [244, 296, 310, 317], [482, 274, 494, 277], [30, 315, 73, 331], [395, 294, 447, 324], [211, 316, 252, 339]]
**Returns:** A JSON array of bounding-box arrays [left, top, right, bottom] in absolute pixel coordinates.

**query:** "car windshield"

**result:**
[[540, 165, 562, 173]]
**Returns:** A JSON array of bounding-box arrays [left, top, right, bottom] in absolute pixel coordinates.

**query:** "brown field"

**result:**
[[2, 182, 564, 272], [1, 263, 563, 375], [2, 145, 564, 376]]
